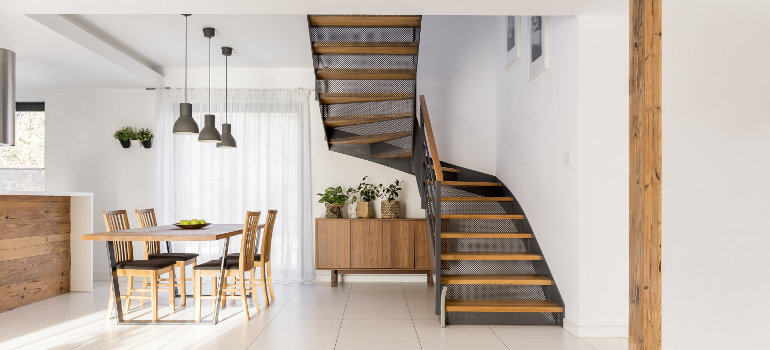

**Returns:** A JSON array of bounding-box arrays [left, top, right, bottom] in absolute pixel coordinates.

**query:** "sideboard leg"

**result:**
[[331, 270, 338, 287], [427, 272, 434, 286]]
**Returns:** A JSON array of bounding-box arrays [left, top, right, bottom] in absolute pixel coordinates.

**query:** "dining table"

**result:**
[[81, 223, 262, 325]]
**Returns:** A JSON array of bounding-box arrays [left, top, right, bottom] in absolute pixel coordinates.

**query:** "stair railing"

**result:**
[[411, 95, 443, 314]]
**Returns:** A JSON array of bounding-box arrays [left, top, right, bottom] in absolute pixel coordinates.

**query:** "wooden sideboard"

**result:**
[[315, 218, 433, 286]]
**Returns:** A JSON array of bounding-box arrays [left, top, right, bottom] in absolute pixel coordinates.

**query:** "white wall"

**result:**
[[662, 1, 770, 349], [418, 16, 497, 174], [494, 15, 628, 336], [17, 89, 158, 280]]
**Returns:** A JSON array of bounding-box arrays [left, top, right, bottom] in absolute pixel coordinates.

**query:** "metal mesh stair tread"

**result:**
[[312, 42, 419, 55], [445, 300, 563, 313], [441, 232, 533, 239], [442, 214, 524, 220], [441, 252, 542, 260], [316, 69, 416, 80], [324, 113, 413, 127], [372, 149, 411, 159], [437, 196, 513, 202], [308, 15, 422, 28], [443, 274, 552, 285], [328, 131, 412, 144], [431, 181, 502, 187], [319, 93, 414, 104]]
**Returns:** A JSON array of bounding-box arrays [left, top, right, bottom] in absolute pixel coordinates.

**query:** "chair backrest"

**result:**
[[260, 210, 278, 263], [239, 211, 262, 271], [135, 208, 160, 258], [102, 210, 133, 264]]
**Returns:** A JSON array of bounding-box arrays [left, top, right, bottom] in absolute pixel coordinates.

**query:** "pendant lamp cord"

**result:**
[[225, 55, 228, 123], [184, 15, 188, 103], [208, 36, 211, 114]]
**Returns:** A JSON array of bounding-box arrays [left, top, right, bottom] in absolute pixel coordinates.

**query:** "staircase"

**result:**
[[307, 15, 564, 326]]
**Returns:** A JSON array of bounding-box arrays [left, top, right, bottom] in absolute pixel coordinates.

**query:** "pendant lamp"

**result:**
[[217, 47, 236, 149], [198, 27, 221, 142], [172, 14, 199, 134]]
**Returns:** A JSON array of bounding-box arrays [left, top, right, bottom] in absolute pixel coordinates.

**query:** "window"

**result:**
[[0, 102, 45, 191]]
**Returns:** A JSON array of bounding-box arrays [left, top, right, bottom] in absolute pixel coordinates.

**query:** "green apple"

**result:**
[[199, 219, 207, 224], [179, 220, 190, 225], [190, 219, 200, 225]]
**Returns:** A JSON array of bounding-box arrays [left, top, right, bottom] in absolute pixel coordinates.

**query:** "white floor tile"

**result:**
[[273, 305, 346, 320], [335, 337, 421, 350], [420, 337, 510, 350], [338, 319, 418, 338], [247, 337, 336, 350], [257, 318, 341, 339], [500, 337, 595, 350], [408, 303, 439, 320], [343, 304, 412, 320], [582, 337, 629, 350], [413, 319, 498, 339]]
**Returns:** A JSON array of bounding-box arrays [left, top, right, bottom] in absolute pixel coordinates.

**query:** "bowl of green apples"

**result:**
[[174, 219, 210, 229]]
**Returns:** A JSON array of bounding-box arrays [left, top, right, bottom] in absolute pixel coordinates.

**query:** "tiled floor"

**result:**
[[0, 281, 627, 350]]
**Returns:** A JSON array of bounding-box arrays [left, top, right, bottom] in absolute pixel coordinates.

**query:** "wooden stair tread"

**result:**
[[329, 131, 411, 145], [319, 93, 414, 104], [440, 197, 513, 202], [441, 252, 542, 260], [441, 181, 502, 187], [441, 232, 533, 239], [443, 274, 552, 285], [309, 15, 421, 28], [445, 300, 563, 313], [442, 214, 524, 220], [316, 69, 416, 80], [324, 113, 413, 127], [372, 149, 411, 159], [430, 166, 459, 173], [312, 42, 419, 55]]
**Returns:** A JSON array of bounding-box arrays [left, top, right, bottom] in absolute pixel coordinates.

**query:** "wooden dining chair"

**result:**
[[103, 210, 176, 321], [227, 209, 278, 306], [135, 208, 198, 307], [193, 211, 261, 322]]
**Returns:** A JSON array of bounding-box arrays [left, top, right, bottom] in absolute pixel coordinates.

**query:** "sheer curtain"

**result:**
[[155, 88, 314, 283]]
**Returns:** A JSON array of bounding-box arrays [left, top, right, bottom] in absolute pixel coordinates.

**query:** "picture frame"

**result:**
[[528, 16, 550, 81], [505, 16, 520, 68]]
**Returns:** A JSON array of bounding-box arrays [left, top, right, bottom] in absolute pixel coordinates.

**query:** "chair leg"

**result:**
[[238, 272, 250, 321], [210, 277, 217, 312], [178, 264, 186, 307], [266, 261, 275, 301], [125, 276, 133, 313], [221, 276, 228, 308], [140, 277, 149, 307], [106, 283, 115, 319], [151, 275, 159, 322], [260, 264, 269, 306], [168, 269, 175, 314], [194, 272, 201, 322], [250, 269, 260, 312]]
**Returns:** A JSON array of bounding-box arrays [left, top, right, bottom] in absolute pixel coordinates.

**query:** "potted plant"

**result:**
[[137, 128, 154, 148], [316, 186, 349, 218], [379, 179, 403, 219], [347, 176, 380, 219], [113, 126, 137, 148]]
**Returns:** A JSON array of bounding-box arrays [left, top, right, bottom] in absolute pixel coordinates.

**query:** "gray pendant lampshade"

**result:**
[[198, 27, 221, 142], [173, 14, 199, 135], [217, 46, 236, 149]]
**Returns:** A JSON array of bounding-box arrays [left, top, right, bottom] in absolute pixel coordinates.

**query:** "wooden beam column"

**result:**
[[629, 0, 662, 348]]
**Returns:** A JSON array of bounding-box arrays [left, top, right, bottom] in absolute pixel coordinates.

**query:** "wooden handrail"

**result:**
[[420, 95, 443, 181]]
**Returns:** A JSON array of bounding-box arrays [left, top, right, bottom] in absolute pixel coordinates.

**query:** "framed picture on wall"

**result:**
[[505, 16, 520, 68], [528, 16, 550, 80]]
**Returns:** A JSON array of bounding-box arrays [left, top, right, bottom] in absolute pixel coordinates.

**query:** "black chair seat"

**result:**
[[117, 258, 177, 270], [149, 252, 199, 261], [225, 253, 261, 262], [193, 259, 240, 270]]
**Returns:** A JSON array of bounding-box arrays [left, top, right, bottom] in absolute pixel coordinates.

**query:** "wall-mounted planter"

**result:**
[[141, 137, 153, 149], [119, 140, 131, 148]]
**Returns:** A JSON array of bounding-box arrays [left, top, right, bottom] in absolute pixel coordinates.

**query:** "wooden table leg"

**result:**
[[331, 270, 338, 287]]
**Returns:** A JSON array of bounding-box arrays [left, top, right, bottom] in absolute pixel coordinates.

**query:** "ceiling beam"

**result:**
[[27, 14, 164, 86]]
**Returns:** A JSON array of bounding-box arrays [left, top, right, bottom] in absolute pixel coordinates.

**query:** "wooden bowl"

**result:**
[[173, 223, 211, 229]]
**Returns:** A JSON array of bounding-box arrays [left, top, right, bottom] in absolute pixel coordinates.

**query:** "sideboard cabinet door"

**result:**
[[316, 220, 351, 269], [383, 220, 415, 268], [414, 220, 432, 269], [351, 220, 384, 268]]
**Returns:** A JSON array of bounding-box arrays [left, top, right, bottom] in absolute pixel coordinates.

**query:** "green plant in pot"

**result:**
[[379, 179, 403, 219], [113, 126, 137, 148], [137, 128, 154, 148], [317, 186, 349, 218], [347, 176, 380, 218]]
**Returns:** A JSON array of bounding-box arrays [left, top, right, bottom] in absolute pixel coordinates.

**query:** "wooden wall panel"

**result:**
[[0, 196, 71, 313], [316, 220, 351, 269], [630, 0, 662, 347], [383, 221, 414, 268]]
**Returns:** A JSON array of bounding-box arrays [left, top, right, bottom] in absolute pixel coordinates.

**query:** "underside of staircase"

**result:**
[[308, 15, 564, 326]]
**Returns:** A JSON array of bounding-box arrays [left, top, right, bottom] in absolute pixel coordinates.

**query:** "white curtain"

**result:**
[[155, 88, 314, 283]]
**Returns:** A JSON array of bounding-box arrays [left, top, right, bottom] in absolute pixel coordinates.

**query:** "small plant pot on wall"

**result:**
[[324, 203, 343, 218], [381, 200, 400, 219], [137, 128, 154, 149], [140, 138, 153, 149], [114, 126, 137, 149], [119, 140, 131, 148], [356, 201, 374, 219]]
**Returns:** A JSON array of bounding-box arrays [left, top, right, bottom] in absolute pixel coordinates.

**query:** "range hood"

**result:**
[[0, 48, 15, 147]]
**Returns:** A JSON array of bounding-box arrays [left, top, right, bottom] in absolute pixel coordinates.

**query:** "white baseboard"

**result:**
[[564, 318, 628, 338]]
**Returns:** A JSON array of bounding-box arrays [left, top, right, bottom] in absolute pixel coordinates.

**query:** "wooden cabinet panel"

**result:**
[[383, 221, 414, 268], [351, 220, 383, 268], [414, 220, 432, 269], [316, 220, 351, 269]]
